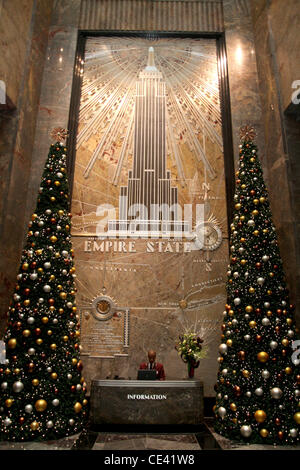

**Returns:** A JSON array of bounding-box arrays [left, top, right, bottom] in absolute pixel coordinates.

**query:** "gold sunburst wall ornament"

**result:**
[[239, 125, 256, 142], [50, 127, 69, 142]]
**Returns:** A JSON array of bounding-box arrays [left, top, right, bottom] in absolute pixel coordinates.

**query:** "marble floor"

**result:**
[[0, 419, 299, 451]]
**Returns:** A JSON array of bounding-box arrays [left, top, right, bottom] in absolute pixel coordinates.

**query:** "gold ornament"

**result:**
[[249, 287, 255, 294], [240, 259, 247, 266], [230, 403, 237, 412], [30, 421, 39, 431], [51, 372, 58, 380], [257, 352, 269, 363], [50, 236, 57, 243], [226, 339, 233, 347], [32, 379, 39, 386], [235, 203, 242, 210], [59, 292, 67, 299], [282, 339, 289, 347], [294, 412, 300, 425], [245, 306, 253, 313], [54, 181, 61, 186], [249, 321, 257, 328], [42, 317, 49, 324], [5, 398, 13, 408], [8, 338, 17, 349], [35, 399, 47, 412], [260, 429, 269, 438], [254, 410, 267, 423], [74, 402, 82, 413], [22, 329, 31, 337], [259, 197, 266, 204], [285, 367, 292, 375], [63, 336, 69, 342], [72, 358, 78, 366], [242, 369, 250, 378], [36, 338, 43, 345], [24, 299, 30, 307], [50, 343, 56, 350], [50, 197, 56, 202]]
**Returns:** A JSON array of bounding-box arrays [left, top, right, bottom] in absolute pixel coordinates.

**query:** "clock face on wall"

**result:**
[[194, 219, 223, 251], [71, 36, 229, 390]]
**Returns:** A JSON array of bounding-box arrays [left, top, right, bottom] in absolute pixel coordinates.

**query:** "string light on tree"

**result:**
[[214, 125, 300, 445], [0, 133, 87, 441]]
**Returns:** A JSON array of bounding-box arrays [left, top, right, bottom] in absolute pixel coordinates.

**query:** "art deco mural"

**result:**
[[71, 36, 229, 393]]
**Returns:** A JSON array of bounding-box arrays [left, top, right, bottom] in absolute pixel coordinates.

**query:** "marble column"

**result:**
[[222, 0, 266, 169], [0, 0, 54, 332]]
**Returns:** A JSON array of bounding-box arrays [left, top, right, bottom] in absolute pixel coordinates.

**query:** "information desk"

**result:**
[[90, 379, 204, 425]]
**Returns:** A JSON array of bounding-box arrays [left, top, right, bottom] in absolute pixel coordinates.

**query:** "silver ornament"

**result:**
[[47, 367, 52, 373], [234, 298, 241, 306], [25, 404, 33, 413], [295, 390, 300, 397], [69, 419, 75, 425], [46, 421, 54, 429], [219, 344, 228, 355], [38, 298, 44, 304], [67, 374, 72, 380], [4, 418, 12, 427], [13, 381, 24, 393], [217, 393, 222, 400], [14, 294, 21, 301], [43, 285, 51, 293], [62, 250, 68, 257], [52, 399, 60, 407], [28, 348, 35, 355], [76, 384, 82, 391], [62, 269, 68, 275], [270, 387, 283, 399], [262, 255, 269, 262], [38, 221, 44, 227], [257, 277, 265, 286], [34, 231, 39, 237], [289, 429, 298, 438], [221, 369, 228, 376], [246, 391, 251, 398], [244, 335, 251, 341], [240, 425, 252, 438], [27, 317, 35, 324], [270, 341, 278, 350], [287, 330, 295, 338], [247, 220, 255, 227], [1, 382, 8, 390], [233, 272, 239, 278], [261, 370, 270, 379], [67, 302, 73, 308], [45, 209, 52, 215], [30, 273, 38, 280], [218, 407, 227, 419], [262, 317, 270, 326], [44, 262, 51, 269], [53, 318, 58, 324], [255, 387, 263, 396], [264, 302, 270, 309]]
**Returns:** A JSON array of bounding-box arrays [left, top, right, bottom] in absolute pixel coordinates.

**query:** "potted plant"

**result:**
[[175, 333, 207, 378]]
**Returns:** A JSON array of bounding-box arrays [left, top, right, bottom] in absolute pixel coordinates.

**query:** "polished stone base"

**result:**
[[90, 379, 204, 426]]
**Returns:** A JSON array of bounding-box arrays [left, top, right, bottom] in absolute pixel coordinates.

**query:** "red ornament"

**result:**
[[256, 335, 262, 342], [35, 328, 41, 336]]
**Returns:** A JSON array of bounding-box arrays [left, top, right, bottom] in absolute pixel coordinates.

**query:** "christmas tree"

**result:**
[[0, 132, 87, 441], [214, 125, 300, 445]]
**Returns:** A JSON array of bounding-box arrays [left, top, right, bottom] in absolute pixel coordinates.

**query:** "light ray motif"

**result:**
[[77, 37, 222, 186]]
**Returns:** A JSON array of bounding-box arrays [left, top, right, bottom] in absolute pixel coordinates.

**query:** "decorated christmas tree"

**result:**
[[214, 125, 300, 445], [0, 130, 87, 441]]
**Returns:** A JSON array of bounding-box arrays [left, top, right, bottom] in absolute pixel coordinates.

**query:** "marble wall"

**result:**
[[251, 0, 300, 321], [0, 0, 54, 330]]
